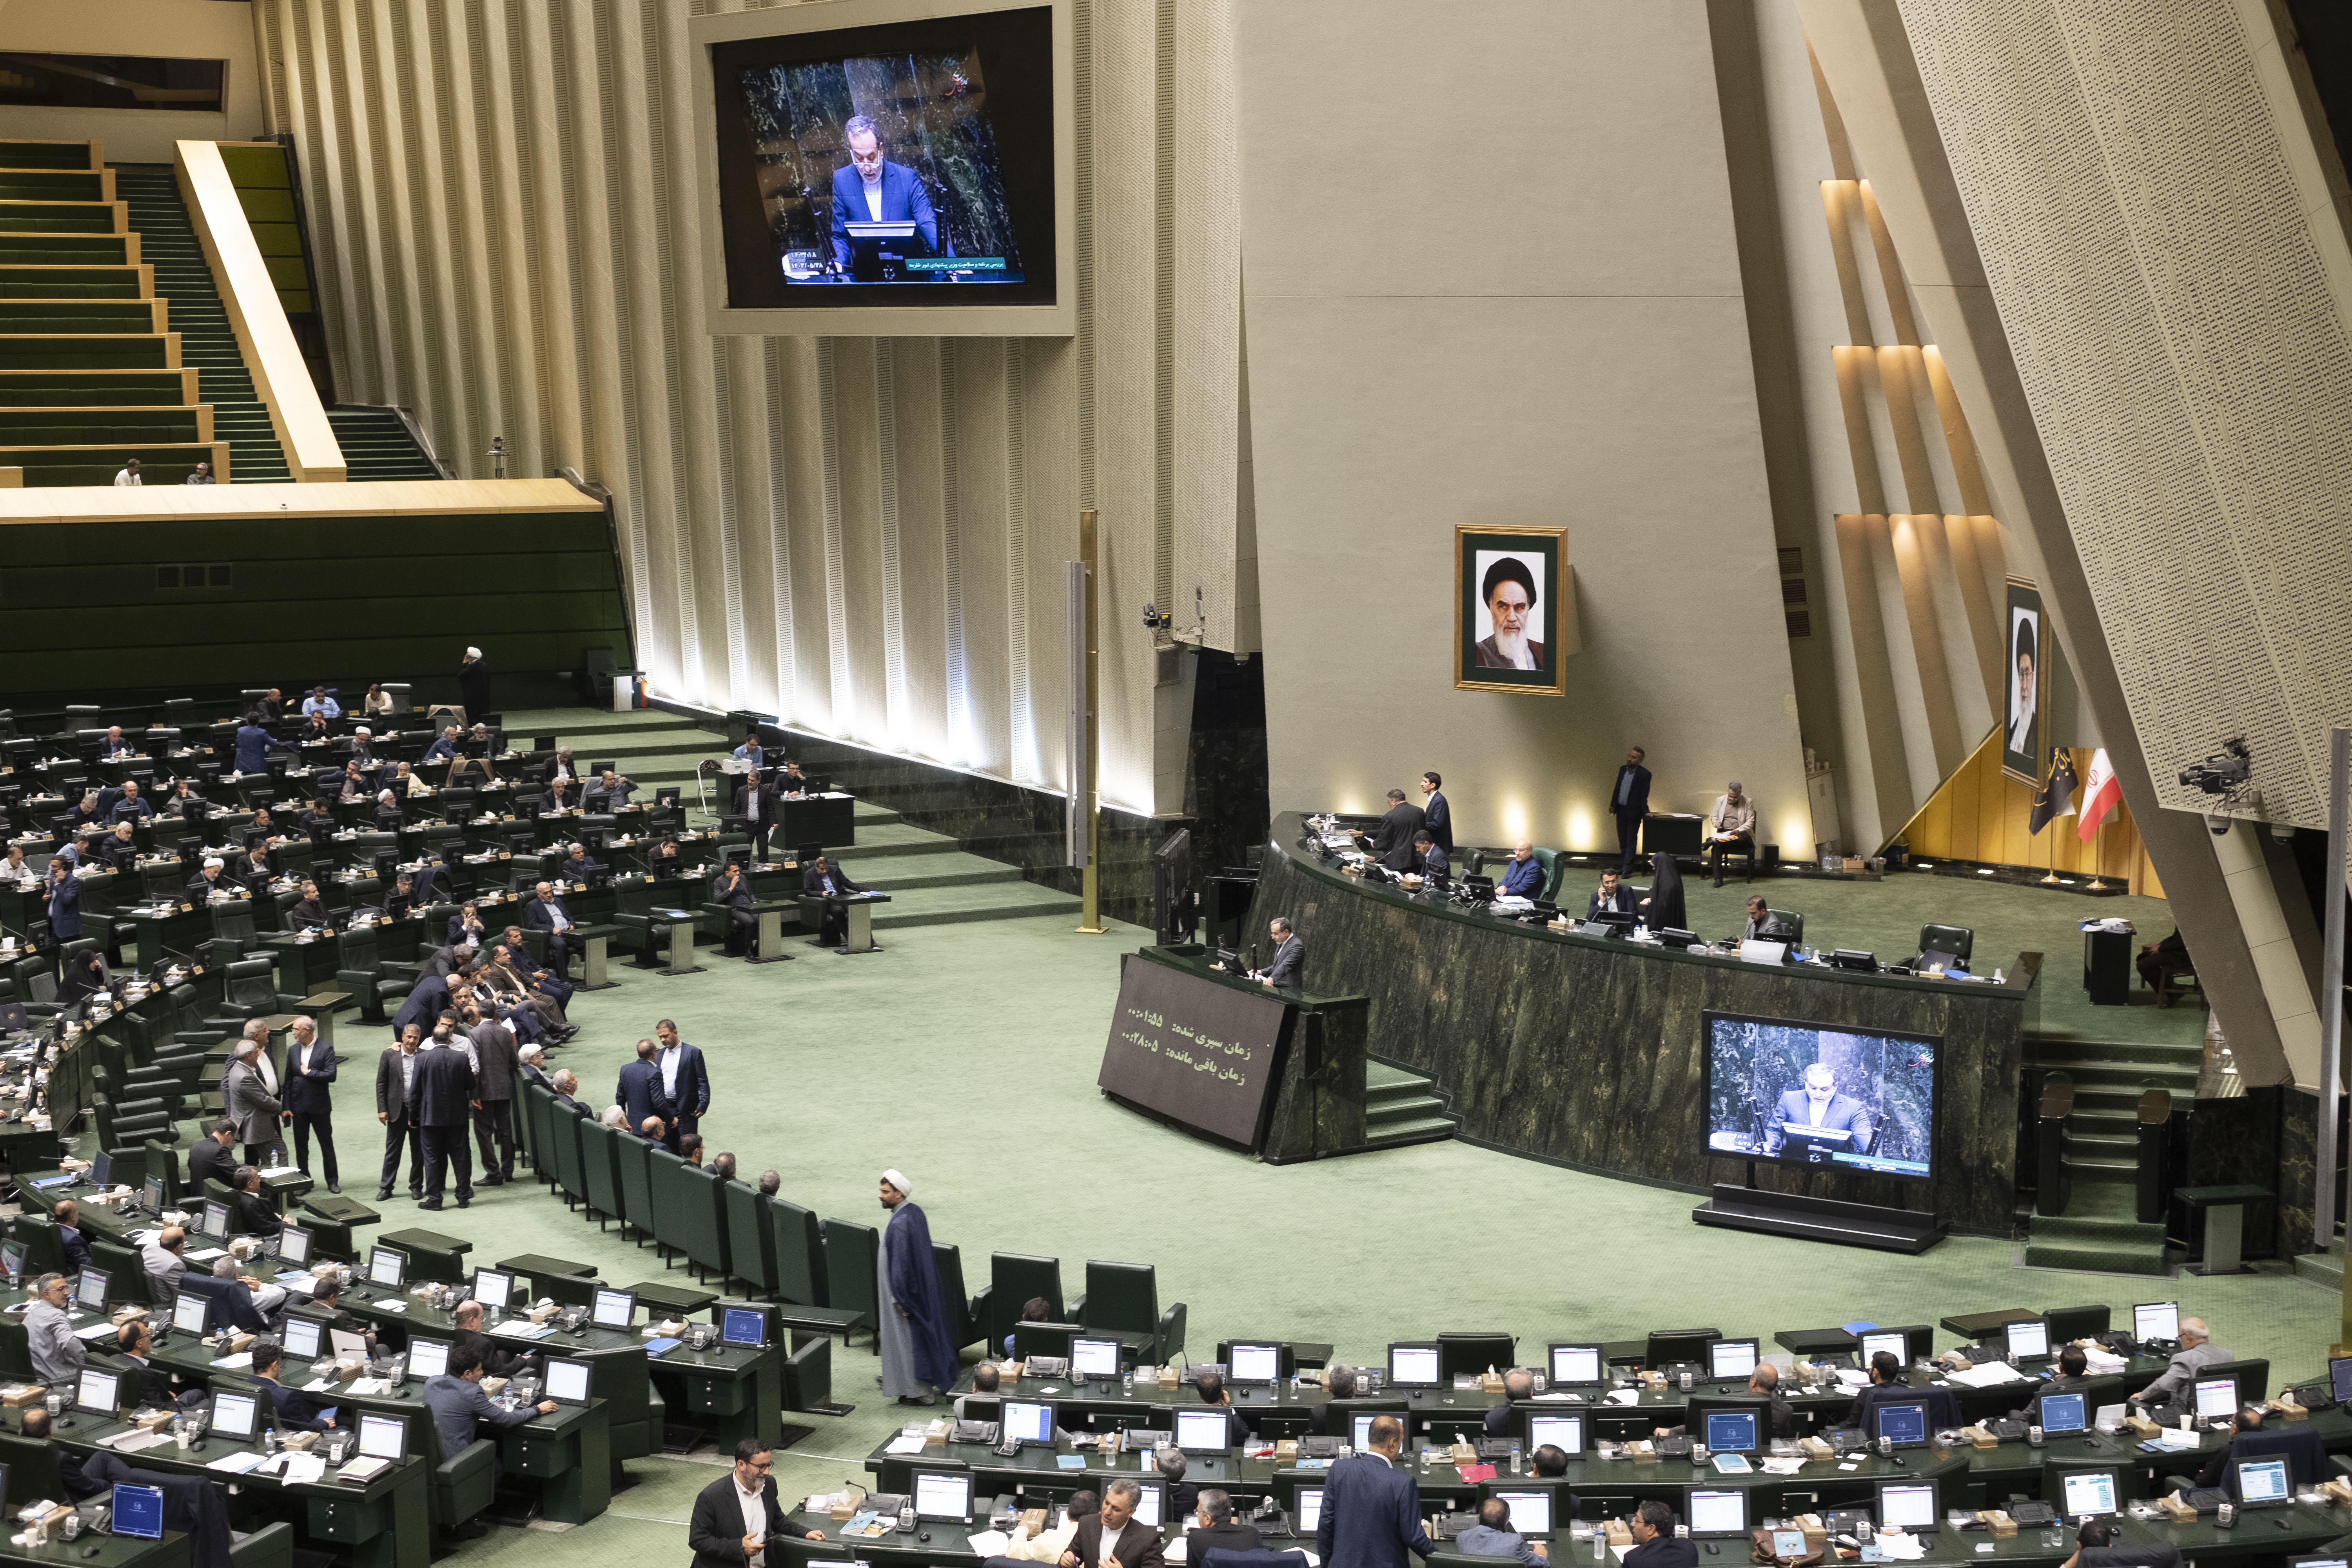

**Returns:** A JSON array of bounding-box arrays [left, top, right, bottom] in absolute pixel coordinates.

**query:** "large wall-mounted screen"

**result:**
[[694, 0, 1070, 337], [1701, 1011, 1939, 1181]]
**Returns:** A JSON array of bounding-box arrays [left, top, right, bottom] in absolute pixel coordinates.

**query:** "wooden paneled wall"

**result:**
[[1896, 728, 2163, 897]]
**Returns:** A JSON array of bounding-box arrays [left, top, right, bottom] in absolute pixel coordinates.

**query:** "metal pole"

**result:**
[[2318, 727, 2348, 1263], [1078, 509, 1104, 934]]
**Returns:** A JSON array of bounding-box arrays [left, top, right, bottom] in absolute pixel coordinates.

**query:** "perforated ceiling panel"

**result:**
[[1896, 0, 2352, 827]]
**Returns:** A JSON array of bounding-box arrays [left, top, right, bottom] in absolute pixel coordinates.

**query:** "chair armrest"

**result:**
[[227, 1520, 296, 1568], [2163, 1474, 2192, 1494], [1158, 1301, 1187, 1363], [968, 1284, 992, 1332], [437, 1436, 499, 1486], [1070, 1292, 1087, 1320]]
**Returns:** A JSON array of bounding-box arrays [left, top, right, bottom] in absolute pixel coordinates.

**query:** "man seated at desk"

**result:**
[[1191, 1368, 1256, 1445], [713, 860, 760, 959], [68, 789, 106, 831], [1411, 829, 1448, 881], [1484, 1368, 1534, 1437], [1763, 1063, 1873, 1159], [1455, 1497, 1547, 1565], [1500, 840, 1543, 898], [801, 855, 863, 947], [1057, 1476, 1161, 1568], [189, 1118, 241, 1189], [1624, 1501, 1693, 1568], [187, 855, 240, 900], [2138, 929, 2193, 1007], [299, 797, 338, 839], [250, 1338, 334, 1432], [349, 728, 381, 771], [1587, 869, 1639, 921], [2013, 1345, 2093, 1424], [499, 924, 575, 1008], [301, 686, 341, 720], [288, 879, 331, 931], [1654, 1363, 1791, 1441], [112, 1319, 170, 1410], [2064, 1520, 2179, 1568], [54, 1199, 91, 1274], [648, 834, 686, 878], [542, 776, 575, 817], [250, 806, 286, 844], [373, 788, 406, 832], [230, 1165, 283, 1237], [593, 768, 636, 808], [1189, 1492, 1263, 1559], [778, 762, 811, 797], [384, 870, 427, 921], [1346, 788, 1424, 871], [18, 1407, 100, 1500], [240, 841, 278, 889], [102, 725, 138, 761], [1741, 897, 1794, 942], [1530, 1445, 1569, 1478], [423, 1343, 558, 1528], [524, 882, 581, 974], [452, 1298, 530, 1378], [1002, 1491, 1098, 1563], [562, 842, 604, 883], [97, 820, 140, 873], [109, 777, 153, 820], [335, 760, 368, 803], [2128, 1317, 2231, 1408], [165, 778, 206, 818], [1706, 781, 1757, 889]]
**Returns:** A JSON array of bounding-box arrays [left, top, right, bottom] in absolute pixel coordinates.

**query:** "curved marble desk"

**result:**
[[1243, 812, 2042, 1233]]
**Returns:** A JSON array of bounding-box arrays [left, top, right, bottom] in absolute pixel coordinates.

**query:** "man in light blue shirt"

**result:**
[[301, 686, 341, 719], [1455, 1498, 1546, 1565], [731, 730, 764, 768]]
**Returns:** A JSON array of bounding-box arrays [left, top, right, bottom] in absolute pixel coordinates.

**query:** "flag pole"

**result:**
[[2041, 753, 2062, 884], [2086, 808, 2109, 892]]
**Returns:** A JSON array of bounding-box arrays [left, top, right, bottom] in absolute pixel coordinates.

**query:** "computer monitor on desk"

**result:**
[[2004, 1318, 2051, 1363], [1486, 1490, 1557, 1540], [1526, 1414, 1584, 1456], [2132, 1301, 2180, 1345], [1388, 1343, 1441, 1388], [1227, 1342, 1282, 1384], [2058, 1468, 2120, 1520], [1873, 1403, 1929, 1449], [1549, 1344, 1604, 1386], [1707, 1338, 1758, 1383], [1876, 1482, 1939, 1533], [2037, 1392, 2087, 1436]]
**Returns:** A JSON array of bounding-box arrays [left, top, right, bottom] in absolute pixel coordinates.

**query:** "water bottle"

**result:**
[[1678, 1371, 1691, 1391], [264, 1424, 280, 1454], [1510, 1442, 1522, 1475], [2027, 1425, 2044, 1448], [1123, 1368, 1134, 1396], [898, 1502, 916, 1534]]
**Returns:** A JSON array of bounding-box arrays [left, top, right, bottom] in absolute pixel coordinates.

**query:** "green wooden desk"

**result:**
[[0, 1529, 191, 1568], [499, 1396, 611, 1523], [375, 1227, 470, 1283], [647, 1334, 782, 1451]]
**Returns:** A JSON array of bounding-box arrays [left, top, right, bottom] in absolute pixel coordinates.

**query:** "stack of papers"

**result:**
[[883, 1433, 928, 1455], [1603, 1389, 1642, 1406], [2082, 1346, 2128, 1374], [1947, 1361, 2024, 1388], [207, 1451, 266, 1475], [968, 1533, 1013, 1557], [281, 1454, 328, 1487], [338, 1455, 391, 1481]]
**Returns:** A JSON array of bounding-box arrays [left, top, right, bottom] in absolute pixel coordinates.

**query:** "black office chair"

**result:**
[[1438, 1332, 1517, 1381], [1645, 1328, 1721, 1369], [1919, 924, 1974, 964], [2041, 1305, 2109, 1343]]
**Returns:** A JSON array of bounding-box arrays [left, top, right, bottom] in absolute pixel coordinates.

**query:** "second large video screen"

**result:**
[[1701, 1012, 1938, 1180], [709, 5, 1054, 311]]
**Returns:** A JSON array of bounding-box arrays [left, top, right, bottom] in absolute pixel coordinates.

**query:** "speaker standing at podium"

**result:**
[[1254, 916, 1305, 990], [830, 116, 940, 269]]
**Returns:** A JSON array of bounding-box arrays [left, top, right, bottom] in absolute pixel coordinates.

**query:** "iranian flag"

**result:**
[[2078, 748, 2122, 841]]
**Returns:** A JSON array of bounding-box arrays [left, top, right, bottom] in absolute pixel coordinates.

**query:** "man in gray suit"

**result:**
[[1762, 1062, 1872, 1158], [2131, 1318, 2232, 1407], [1455, 1497, 1546, 1565], [1257, 916, 1305, 991], [223, 1038, 285, 1169]]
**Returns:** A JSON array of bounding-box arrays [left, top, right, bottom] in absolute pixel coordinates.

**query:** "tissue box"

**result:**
[[1961, 1426, 1998, 1449], [526, 1302, 559, 1324], [0, 1387, 42, 1409], [2124, 1416, 2160, 1437], [1019, 1509, 1048, 1536], [1604, 1522, 1633, 1546], [2156, 1495, 2196, 1522], [130, 1410, 173, 1432], [2267, 1397, 2309, 1421], [1795, 1437, 1835, 1460], [280, 1431, 319, 1452], [2319, 1479, 2352, 1506], [1979, 1513, 2016, 1539], [1274, 1441, 1299, 1463], [109, 1307, 148, 1325]]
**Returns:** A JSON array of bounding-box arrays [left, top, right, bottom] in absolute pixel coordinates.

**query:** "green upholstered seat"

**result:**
[[0, 1429, 63, 1502], [546, 1100, 590, 1210], [1437, 1332, 1515, 1381], [820, 1218, 880, 1332], [987, 1252, 1065, 1353], [332, 927, 411, 1024], [576, 1118, 625, 1228], [1080, 1259, 1186, 1364], [7, 1212, 66, 1275], [784, 1329, 832, 1412], [1532, 848, 1568, 906], [724, 1178, 779, 1294], [769, 1195, 829, 1307], [143, 1138, 184, 1206], [615, 1127, 657, 1246], [645, 1146, 693, 1267], [88, 1236, 149, 1306], [1766, 908, 1805, 944], [673, 1163, 733, 1283]]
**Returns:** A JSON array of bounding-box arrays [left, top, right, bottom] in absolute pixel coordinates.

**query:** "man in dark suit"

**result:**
[[390, 969, 452, 1044], [2064, 1519, 2180, 1568], [1347, 789, 1425, 871], [688, 1437, 829, 1568], [800, 855, 864, 947], [1189, 1490, 1264, 1557], [549, 1070, 592, 1120], [1624, 1501, 1695, 1568], [251, 1338, 334, 1433], [541, 777, 575, 818], [1740, 897, 1795, 943], [1610, 746, 1652, 875], [524, 880, 580, 975], [1256, 916, 1305, 991], [1318, 1414, 1433, 1568], [1483, 1368, 1534, 1438], [408, 1034, 476, 1210], [1586, 870, 1639, 921], [469, 1014, 520, 1184], [375, 1026, 425, 1201], [451, 1299, 530, 1378], [654, 1019, 711, 1139], [187, 1120, 240, 1192], [1412, 831, 1449, 882], [54, 1199, 92, 1274], [712, 860, 760, 958], [230, 1167, 283, 1236], [1058, 1477, 1164, 1568], [1762, 1062, 1873, 1157], [1417, 773, 1453, 854], [284, 1014, 339, 1193], [616, 1038, 674, 1143], [111, 1319, 169, 1410], [829, 116, 941, 272]]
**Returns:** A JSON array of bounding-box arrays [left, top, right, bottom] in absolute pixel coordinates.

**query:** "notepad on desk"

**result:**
[[645, 1336, 682, 1357], [338, 1455, 392, 1482], [884, 1434, 927, 1455], [207, 1451, 267, 1474]]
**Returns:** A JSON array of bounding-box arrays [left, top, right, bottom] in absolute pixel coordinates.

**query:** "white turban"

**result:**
[[465, 646, 481, 660], [882, 1169, 913, 1197], [203, 857, 224, 869]]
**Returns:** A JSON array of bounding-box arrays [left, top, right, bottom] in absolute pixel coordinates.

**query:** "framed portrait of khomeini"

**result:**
[[1456, 526, 1566, 696]]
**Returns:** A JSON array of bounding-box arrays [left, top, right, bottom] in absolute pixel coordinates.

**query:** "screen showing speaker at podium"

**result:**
[[1701, 1013, 1939, 1180], [709, 6, 1056, 309]]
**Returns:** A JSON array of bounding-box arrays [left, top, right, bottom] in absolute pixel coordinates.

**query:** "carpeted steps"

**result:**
[[326, 406, 442, 481], [1364, 1061, 1459, 1150], [109, 163, 290, 483], [2021, 1036, 2201, 1275]]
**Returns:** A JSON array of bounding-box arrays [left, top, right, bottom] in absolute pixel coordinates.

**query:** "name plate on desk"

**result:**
[[1098, 958, 1286, 1148]]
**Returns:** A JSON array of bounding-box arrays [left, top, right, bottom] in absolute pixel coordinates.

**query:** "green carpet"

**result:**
[[284, 866, 2316, 1565]]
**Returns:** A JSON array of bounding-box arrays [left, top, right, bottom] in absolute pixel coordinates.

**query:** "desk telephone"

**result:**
[[2007, 1503, 2057, 1528], [2179, 1488, 2228, 1514], [1822, 1427, 1867, 1451], [1474, 1438, 1517, 1461], [1122, 1428, 1170, 1452], [1657, 1436, 1694, 1459], [1951, 1345, 2000, 1366], [953, 1420, 999, 1444], [2290, 1379, 2338, 1412], [1432, 1513, 1479, 1541], [1298, 1436, 1342, 1459], [1985, 1419, 2028, 1443], [1025, 1356, 1069, 1379], [1249, 1497, 1292, 1539]]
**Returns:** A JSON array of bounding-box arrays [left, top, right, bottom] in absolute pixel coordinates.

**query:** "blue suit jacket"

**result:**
[[829, 160, 940, 267], [1500, 857, 1543, 897], [48, 873, 81, 940], [1317, 1452, 1433, 1568], [284, 1036, 337, 1114], [615, 1059, 674, 1130], [1421, 791, 1453, 852]]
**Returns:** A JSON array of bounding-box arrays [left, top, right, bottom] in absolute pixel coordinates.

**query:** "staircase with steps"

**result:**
[[109, 165, 290, 483], [327, 406, 443, 480], [1364, 1060, 1461, 1150], [2022, 1036, 2202, 1275], [507, 707, 1083, 930]]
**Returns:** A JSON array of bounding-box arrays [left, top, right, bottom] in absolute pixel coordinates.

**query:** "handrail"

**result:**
[[172, 139, 345, 482]]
